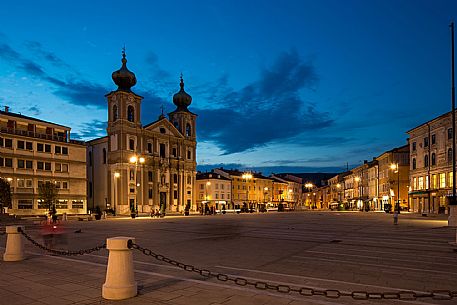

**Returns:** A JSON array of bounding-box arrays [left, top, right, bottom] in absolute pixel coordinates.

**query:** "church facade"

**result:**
[[87, 52, 197, 215]]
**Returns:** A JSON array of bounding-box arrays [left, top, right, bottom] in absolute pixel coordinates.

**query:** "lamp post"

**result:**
[[336, 183, 342, 203], [205, 181, 211, 214], [129, 156, 145, 216], [242, 173, 252, 210], [263, 187, 268, 211], [390, 163, 400, 212], [304, 183, 313, 208], [114, 172, 120, 214]]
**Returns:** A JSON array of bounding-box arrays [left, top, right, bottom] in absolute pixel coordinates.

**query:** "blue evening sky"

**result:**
[[0, 0, 456, 174]]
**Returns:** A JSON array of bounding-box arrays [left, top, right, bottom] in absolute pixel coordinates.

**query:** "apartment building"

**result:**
[[0, 107, 86, 215], [196, 172, 231, 211]]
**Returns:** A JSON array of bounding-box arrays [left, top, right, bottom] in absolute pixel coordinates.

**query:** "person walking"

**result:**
[[393, 209, 399, 225]]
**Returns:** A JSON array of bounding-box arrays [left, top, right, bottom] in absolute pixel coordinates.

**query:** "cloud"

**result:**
[[195, 50, 332, 154], [197, 163, 342, 176], [24, 41, 73, 70], [71, 120, 107, 140], [27, 105, 41, 116]]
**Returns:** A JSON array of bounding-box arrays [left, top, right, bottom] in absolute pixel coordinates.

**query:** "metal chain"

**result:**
[[131, 242, 456, 300], [18, 228, 106, 256]]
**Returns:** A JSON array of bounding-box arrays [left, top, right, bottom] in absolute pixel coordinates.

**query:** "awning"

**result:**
[[408, 190, 430, 195]]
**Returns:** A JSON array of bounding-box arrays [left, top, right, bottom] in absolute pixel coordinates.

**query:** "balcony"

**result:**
[[0, 127, 68, 143]]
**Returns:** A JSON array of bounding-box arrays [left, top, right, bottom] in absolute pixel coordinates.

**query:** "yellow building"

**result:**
[[0, 107, 87, 215], [87, 52, 197, 215]]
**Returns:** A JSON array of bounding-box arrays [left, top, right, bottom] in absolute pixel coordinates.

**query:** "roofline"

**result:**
[[0, 110, 70, 129], [406, 110, 452, 134]]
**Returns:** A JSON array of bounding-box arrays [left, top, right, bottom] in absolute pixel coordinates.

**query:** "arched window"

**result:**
[[113, 104, 118, 121], [186, 123, 191, 137], [424, 155, 429, 167], [127, 105, 134, 122], [449, 148, 453, 163], [174, 174, 178, 184], [431, 153, 436, 166], [103, 148, 107, 164], [412, 158, 416, 170]]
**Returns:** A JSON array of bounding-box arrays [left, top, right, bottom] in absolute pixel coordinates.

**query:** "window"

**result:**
[[18, 200, 33, 209], [55, 200, 68, 209], [113, 104, 118, 121], [432, 134, 436, 145], [215, 183, 219, 189], [200, 184, 204, 190], [55, 181, 61, 189], [187, 150, 191, 160], [55, 146, 61, 154], [129, 139, 135, 151], [45, 162, 51, 171], [431, 153, 436, 166], [186, 123, 191, 137], [62, 181, 68, 189], [37, 161, 44, 170], [221, 184, 224, 190], [418, 177, 424, 189], [103, 148, 107, 164], [440, 173, 446, 188], [148, 188, 153, 199], [424, 137, 429, 147], [0, 137, 3, 147], [187, 176, 191, 184], [431, 174, 437, 189], [172, 147, 177, 157], [449, 172, 454, 188], [17, 179, 25, 188], [147, 143, 152, 153], [449, 128, 453, 140], [4, 158, 13, 168], [130, 170, 134, 181], [0, 157, 3, 167], [160, 143, 166, 158], [173, 174, 178, 183], [5, 138, 12, 148], [26, 141, 33, 150], [215, 193, 219, 199], [449, 148, 453, 163], [412, 142, 416, 151], [221, 194, 224, 199], [62, 147, 68, 155], [17, 140, 25, 149], [37, 143, 44, 152], [174, 190, 178, 199], [72, 200, 84, 209], [127, 105, 135, 122], [17, 159, 25, 169], [424, 155, 429, 167], [148, 171, 153, 182], [45, 144, 51, 152], [412, 158, 416, 170], [160, 127, 166, 134]]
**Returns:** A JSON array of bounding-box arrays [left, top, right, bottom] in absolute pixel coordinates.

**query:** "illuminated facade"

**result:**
[[196, 172, 231, 211], [0, 107, 87, 215], [87, 52, 197, 215]]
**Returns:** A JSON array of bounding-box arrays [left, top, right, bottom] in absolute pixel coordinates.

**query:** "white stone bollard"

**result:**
[[102, 237, 137, 300], [3, 226, 25, 262]]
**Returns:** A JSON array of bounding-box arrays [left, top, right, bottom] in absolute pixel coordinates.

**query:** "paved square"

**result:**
[[1, 211, 456, 305]]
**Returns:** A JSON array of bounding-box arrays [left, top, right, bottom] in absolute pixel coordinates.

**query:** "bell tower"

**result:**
[[169, 74, 197, 140]]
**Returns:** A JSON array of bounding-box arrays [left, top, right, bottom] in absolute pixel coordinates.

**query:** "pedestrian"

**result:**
[[393, 209, 399, 225]]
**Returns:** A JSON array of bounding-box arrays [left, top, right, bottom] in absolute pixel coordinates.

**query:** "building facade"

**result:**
[[0, 108, 87, 215], [196, 172, 231, 212], [87, 52, 197, 215], [408, 113, 454, 214]]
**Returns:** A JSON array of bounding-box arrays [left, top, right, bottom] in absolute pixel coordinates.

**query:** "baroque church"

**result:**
[[87, 51, 197, 215]]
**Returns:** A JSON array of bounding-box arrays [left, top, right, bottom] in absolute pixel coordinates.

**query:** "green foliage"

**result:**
[[38, 181, 58, 211], [0, 178, 12, 210]]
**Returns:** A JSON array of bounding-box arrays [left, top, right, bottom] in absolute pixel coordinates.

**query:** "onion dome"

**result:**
[[111, 49, 137, 91], [172, 74, 192, 111]]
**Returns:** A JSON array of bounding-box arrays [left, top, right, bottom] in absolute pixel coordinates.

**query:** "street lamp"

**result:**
[[242, 173, 252, 210], [204, 181, 211, 214], [129, 155, 145, 215], [390, 163, 400, 212], [114, 172, 120, 214], [305, 183, 313, 208]]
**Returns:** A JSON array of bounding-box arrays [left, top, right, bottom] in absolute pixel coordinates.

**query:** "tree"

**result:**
[[0, 178, 12, 213], [38, 181, 58, 211]]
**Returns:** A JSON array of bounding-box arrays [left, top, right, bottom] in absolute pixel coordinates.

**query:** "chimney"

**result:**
[[4, 106, 9, 113]]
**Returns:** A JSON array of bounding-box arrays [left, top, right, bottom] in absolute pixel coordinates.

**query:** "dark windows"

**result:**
[[26, 160, 33, 169], [5, 158, 12, 167], [103, 148, 107, 164], [127, 105, 134, 122], [147, 143, 152, 154], [431, 153, 436, 166], [148, 188, 153, 199], [148, 171, 153, 182], [174, 190, 178, 199], [113, 104, 118, 121], [187, 150, 191, 160], [172, 147, 177, 157], [431, 134, 436, 145], [424, 137, 429, 148], [449, 128, 453, 140], [160, 143, 166, 158], [17, 140, 25, 149], [449, 148, 453, 163], [18, 159, 25, 169], [45, 144, 51, 153], [173, 174, 178, 184], [44, 162, 51, 171], [129, 139, 135, 151], [55, 146, 61, 154], [186, 123, 191, 137], [37, 143, 44, 152], [5, 138, 12, 148], [412, 158, 416, 170], [424, 155, 429, 167], [160, 127, 166, 134], [62, 147, 68, 155], [412, 142, 416, 151], [37, 161, 44, 170]]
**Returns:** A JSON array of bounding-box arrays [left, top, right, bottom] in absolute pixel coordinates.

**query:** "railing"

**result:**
[[0, 127, 68, 143]]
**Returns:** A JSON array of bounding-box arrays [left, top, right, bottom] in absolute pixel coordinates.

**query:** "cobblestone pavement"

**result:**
[[1, 211, 457, 305]]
